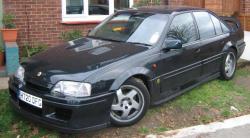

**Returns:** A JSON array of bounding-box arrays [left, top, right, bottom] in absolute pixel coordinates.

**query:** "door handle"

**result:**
[[195, 48, 201, 53]]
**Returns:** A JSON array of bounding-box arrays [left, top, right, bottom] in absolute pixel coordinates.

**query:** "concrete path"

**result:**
[[241, 31, 250, 61], [0, 77, 9, 90], [146, 115, 250, 138]]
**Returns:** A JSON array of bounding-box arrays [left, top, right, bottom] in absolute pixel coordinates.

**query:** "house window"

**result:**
[[62, 0, 134, 23], [89, 0, 109, 15], [66, 0, 84, 14]]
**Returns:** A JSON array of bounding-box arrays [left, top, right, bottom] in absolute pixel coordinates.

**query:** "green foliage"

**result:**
[[0, 46, 4, 53], [22, 42, 48, 58], [221, 110, 231, 118], [134, 0, 161, 7], [2, 13, 16, 29], [0, 90, 58, 137], [154, 126, 170, 133], [0, 66, 250, 136], [138, 127, 150, 134], [199, 115, 213, 124], [0, 90, 14, 132], [60, 30, 83, 41]]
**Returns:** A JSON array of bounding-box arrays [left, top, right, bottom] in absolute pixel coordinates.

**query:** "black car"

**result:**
[[9, 6, 245, 133]]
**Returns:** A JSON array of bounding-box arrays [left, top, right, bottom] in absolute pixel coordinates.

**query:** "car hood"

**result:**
[[22, 37, 149, 84]]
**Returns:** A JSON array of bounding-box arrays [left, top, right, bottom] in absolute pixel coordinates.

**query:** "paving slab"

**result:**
[[146, 115, 250, 138], [0, 77, 9, 90]]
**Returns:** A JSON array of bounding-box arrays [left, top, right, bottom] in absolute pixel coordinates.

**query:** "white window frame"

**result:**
[[62, 0, 134, 23]]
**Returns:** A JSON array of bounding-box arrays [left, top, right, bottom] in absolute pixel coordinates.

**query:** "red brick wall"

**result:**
[[3, 0, 169, 48], [134, 0, 168, 5], [3, 0, 250, 49], [205, 0, 223, 14], [240, 0, 250, 31], [3, 0, 96, 47], [168, 0, 184, 5], [242, 0, 250, 14], [168, 0, 205, 8]]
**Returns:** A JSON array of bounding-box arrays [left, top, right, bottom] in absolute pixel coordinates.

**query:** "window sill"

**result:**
[[61, 15, 108, 25], [61, 21, 102, 25]]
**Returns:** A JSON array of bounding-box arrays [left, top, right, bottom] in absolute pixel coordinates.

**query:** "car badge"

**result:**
[[37, 72, 42, 77]]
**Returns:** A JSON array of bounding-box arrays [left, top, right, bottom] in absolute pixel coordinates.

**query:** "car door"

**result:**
[[158, 12, 203, 96], [193, 12, 230, 77]]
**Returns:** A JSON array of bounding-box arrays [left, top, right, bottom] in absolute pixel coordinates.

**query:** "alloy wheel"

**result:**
[[225, 52, 236, 78], [111, 85, 144, 123]]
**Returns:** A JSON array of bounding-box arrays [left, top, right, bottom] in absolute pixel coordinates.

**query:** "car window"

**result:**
[[221, 22, 230, 33], [210, 14, 223, 35], [88, 13, 169, 46], [167, 13, 198, 45], [193, 12, 216, 39]]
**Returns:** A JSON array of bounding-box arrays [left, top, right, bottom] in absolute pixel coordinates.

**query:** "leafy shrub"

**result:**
[[22, 43, 48, 57], [0, 46, 4, 53], [134, 0, 161, 7], [60, 30, 83, 41], [2, 13, 16, 29]]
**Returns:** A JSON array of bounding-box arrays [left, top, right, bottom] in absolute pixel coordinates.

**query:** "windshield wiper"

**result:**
[[128, 42, 152, 47], [87, 36, 123, 43], [88, 36, 152, 46]]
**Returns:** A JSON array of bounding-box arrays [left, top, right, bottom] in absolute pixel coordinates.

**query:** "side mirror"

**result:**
[[87, 29, 92, 35], [164, 39, 182, 50]]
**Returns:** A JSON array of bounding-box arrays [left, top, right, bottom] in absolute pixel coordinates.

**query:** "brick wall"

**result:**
[[168, 0, 205, 8], [134, 0, 168, 6], [3, 0, 250, 49], [239, 0, 250, 31], [205, 0, 223, 14], [3, 0, 170, 48], [3, 0, 96, 47], [168, 0, 184, 5]]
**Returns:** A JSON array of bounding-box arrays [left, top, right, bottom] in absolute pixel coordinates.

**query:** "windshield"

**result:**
[[88, 12, 169, 46]]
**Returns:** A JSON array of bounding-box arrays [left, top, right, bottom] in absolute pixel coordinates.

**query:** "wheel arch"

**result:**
[[109, 67, 153, 92], [222, 41, 238, 56]]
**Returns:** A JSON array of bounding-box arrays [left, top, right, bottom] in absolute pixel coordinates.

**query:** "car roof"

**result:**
[[125, 5, 207, 14]]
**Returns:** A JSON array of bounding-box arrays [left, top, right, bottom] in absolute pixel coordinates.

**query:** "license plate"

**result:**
[[19, 91, 42, 108]]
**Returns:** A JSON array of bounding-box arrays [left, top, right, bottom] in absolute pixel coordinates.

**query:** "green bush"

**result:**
[[60, 30, 83, 42], [22, 43, 48, 58], [2, 13, 16, 29], [134, 0, 161, 7], [0, 46, 4, 53]]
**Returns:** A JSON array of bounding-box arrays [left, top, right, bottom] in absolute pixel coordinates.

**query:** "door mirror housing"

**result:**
[[163, 39, 183, 50], [87, 29, 92, 35]]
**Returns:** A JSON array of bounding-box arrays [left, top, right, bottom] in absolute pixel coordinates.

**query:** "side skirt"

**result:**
[[151, 72, 221, 106]]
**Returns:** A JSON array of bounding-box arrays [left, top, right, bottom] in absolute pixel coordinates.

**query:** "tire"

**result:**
[[110, 78, 150, 126], [220, 48, 237, 80]]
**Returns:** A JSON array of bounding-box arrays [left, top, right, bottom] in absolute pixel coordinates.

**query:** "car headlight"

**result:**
[[51, 81, 91, 97], [15, 66, 25, 82]]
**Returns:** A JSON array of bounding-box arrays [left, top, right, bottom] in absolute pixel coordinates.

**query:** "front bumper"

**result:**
[[9, 77, 115, 133]]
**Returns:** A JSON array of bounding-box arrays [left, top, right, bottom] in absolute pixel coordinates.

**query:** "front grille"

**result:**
[[19, 100, 42, 116], [45, 106, 72, 122], [25, 81, 50, 93], [55, 108, 72, 121]]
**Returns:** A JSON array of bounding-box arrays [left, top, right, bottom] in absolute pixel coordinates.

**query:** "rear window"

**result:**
[[221, 22, 230, 33], [193, 12, 216, 39], [210, 14, 223, 35]]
